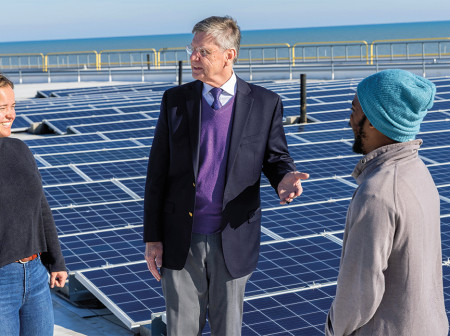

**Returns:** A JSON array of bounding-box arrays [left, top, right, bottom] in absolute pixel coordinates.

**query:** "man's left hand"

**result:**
[[277, 171, 309, 205]]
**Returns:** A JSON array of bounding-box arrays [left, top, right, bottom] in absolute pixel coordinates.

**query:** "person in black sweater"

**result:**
[[0, 74, 67, 336]]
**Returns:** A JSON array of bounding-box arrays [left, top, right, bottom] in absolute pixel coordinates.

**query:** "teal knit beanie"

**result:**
[[356, 69, 436, 142]]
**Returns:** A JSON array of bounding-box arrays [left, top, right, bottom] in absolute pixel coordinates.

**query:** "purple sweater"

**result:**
[[192, 95, 235, 234]]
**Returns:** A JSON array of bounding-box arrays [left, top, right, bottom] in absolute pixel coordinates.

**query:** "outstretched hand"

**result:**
[[145, 242, 163, 281], [277, 171, 309, 205]]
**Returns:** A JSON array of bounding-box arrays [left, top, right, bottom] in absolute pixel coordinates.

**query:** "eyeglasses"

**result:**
[[186, 44, 218, 57]]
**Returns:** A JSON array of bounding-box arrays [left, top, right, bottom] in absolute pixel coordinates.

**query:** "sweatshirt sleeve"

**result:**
[[39, 190, 66, 272], [326, 191, 396, 335]]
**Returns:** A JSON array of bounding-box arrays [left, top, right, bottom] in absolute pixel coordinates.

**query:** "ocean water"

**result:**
[[1, 20, 449, 55]]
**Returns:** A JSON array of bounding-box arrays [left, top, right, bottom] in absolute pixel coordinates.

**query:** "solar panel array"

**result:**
[[15, 75, 450, 335]]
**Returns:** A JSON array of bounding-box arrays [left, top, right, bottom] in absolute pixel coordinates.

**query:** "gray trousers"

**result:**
[[161, 233, 251, 336]]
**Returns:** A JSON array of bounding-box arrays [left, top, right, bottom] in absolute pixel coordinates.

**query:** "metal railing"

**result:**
[[98, 49, 158, 70], [158, 47, 188, 67], [1, 38, 449, 73], [292, 41, 369, 65], [155, 44, 293, 67], [44, 51, 99, 71], [0, 53, 44, 70], [370, 37, 450, 64], [235, 43, 292, 65]]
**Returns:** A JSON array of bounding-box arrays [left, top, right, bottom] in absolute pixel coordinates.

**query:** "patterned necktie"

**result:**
[[210, 87, 223, 110]]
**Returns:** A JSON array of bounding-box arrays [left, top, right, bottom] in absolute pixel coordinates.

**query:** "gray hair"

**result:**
[[0, 74, 14, 89], [192, 16, 241, 63]]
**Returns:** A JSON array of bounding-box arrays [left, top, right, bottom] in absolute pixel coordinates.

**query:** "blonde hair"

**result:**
[[0, 74, 14, 89]]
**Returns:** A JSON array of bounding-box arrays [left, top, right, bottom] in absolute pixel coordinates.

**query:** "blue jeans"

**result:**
[[0, 256, 54, 336]]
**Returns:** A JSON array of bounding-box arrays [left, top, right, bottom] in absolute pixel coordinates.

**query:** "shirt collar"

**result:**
[[202, 72, 237, 97], [352, 139, 422, 184]]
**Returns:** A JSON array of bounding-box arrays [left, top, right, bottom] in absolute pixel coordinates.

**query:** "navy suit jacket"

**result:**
[[143, 76, 296, 278]]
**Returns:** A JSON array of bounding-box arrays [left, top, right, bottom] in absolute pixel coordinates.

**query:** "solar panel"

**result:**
[[30, 139, 143, 155], [291, 129, 353, 143], [239, 284, 336, 336], [93, 128, 155, 140], [294, 157, 359, 180], [12, 77, 450, 334], [44, 181, 137, 208], [52, 200, 143, 235], [440, 260, 450, 322], [39, 166, 88, 185], [118, 105, 160, 113], [420, 119, 450, 132], [438, 186, 450, 216], [11, 115, 32, 131], [36, 146, 149, 166], [69, 119, 157, 134], [420, 131, 450, 148], [286, 141, 354, 161], [250, 236, 341, 296], [74, 234, 342, 333], [424, 111, 450, 121], [307, 110, 351, 122], [76, 159, 148, 180], [420, 146, 450, 164], [24, 108, 119, 123], [262, 200, 349, 239], [441, 217, 450, 261], [284, 120, 349, 134], [44, 112, 153, 135], [25, 133, 105, 146], [428, 163, 450, 186], [60, 226, 144, 272], [75, 262, 163, 330]]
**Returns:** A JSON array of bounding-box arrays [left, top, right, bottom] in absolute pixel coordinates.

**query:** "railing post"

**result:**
[[178, 60, 183, 86], [300, 74, 307, 123], [147, 54, 150, 70], [97, 52, 101, 70], [292, 45, 296, 66], [289, 46, 293, 80]]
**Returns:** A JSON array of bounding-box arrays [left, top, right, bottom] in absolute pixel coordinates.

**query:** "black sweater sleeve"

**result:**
[[39, 190, 66, 272], [0, 138, 66, 272]]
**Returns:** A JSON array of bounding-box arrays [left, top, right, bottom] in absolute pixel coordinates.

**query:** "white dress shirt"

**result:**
[[202, 72, 237, 107]]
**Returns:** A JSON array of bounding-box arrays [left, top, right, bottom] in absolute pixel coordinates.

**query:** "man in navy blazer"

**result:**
[[144, 15, 308, 336]]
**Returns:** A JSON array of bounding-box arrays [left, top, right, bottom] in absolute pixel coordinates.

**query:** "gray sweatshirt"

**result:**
[[325, 140, 448, 336]]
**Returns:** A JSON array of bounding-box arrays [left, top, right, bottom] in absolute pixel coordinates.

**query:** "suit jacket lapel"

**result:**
[[185, 80, 203, 181], [225, 77, 254, 185]]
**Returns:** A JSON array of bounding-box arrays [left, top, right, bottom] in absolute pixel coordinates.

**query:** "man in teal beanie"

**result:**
[[325, 69, 448, 336]]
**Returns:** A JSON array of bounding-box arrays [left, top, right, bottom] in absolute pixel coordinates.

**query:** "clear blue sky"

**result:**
[[2, 0, 449, 42]]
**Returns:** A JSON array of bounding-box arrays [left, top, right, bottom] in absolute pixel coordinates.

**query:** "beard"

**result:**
[[352, 132, 365, 154], [352, 116, 367, 154]]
